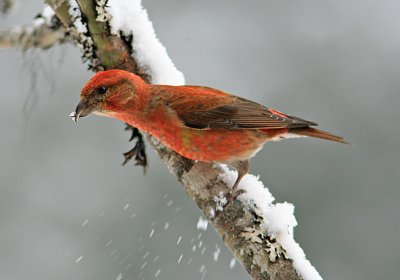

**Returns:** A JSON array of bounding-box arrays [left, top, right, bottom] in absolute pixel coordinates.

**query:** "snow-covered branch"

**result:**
[[6, 0, 323, 279], [0, 6, 66, 50]]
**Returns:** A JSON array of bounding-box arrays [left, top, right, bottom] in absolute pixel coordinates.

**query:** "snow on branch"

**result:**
[[0, 5, 66, 50], [105, 0, 185, 85], [220, 166, 322, 279], [67, 0, 96, 63]]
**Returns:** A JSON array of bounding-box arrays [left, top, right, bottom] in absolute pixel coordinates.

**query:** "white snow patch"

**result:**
[[106, 0, 185, 85], [32, 5, 55, 27], [219, 165, 322, 280], [41, 6, 55, 26], [196, 216, 208, 231], [115, 273, 123, 280], [69, 0, 88, 33], [213, 191, 227, 212], [209, 207, 215, 219]]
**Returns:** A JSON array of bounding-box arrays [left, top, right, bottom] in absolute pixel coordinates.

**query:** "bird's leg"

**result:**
[[226, 160, 249, 202], [122, 124, 148, 173]]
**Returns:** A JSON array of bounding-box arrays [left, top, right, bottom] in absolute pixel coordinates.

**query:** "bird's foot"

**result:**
[[122, 124, 148, 173], [226, 188, 246, 203]]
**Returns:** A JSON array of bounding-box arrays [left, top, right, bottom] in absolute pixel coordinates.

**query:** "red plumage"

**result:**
[[73, 70, 347, 192]]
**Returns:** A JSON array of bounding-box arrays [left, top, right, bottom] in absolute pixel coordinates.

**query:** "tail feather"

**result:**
[[290, 127, 349, 144]]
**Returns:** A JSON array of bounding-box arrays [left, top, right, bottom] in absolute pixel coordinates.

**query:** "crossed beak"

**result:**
[[69, 100, 96, 123]]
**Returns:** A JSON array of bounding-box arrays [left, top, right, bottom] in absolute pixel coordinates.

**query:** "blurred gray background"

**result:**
[[1, 0, 399, 279]]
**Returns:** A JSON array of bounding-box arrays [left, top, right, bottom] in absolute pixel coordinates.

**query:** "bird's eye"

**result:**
[[97, 86, 107, 95]]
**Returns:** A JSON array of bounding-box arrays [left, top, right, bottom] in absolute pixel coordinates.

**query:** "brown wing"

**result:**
[[163, 85, 317, 130]]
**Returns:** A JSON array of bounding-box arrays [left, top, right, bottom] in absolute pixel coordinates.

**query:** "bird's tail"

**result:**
[[290, 127, 349, 144]]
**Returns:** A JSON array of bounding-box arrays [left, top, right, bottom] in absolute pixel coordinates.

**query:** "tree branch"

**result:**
[[4, 1, 324, 279], [0, 7, 66, 50], [151, 141, 302, 279], [0, 0, 15, 15]]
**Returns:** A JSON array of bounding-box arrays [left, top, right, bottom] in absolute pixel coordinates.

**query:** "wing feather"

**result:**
[[158, 85, 317, 130]]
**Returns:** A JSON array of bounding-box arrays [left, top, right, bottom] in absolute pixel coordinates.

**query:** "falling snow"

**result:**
[[142, 251, 149, 259], [164, 222, 170, 230], [213, 245, 221, 262], [149, 229, 155, 238], [230, 258, 236, 269], [81, 219, 88, 227]]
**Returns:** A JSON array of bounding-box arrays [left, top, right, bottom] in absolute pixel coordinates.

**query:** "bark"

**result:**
[[2, 1, 308, 279]]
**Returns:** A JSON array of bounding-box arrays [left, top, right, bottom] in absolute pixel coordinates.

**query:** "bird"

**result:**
[[71, 69, 347, 195]]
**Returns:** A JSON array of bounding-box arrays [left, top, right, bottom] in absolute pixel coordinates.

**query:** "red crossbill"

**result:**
[[72, 69, 347, 193]]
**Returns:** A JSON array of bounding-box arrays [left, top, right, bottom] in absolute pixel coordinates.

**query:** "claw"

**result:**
[[125, 124, 141, 142], [123, 124, 148, 173], [226, 189, 246, 203]]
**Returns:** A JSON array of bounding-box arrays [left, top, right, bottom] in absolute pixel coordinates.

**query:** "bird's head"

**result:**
[[71, 69, 146, 122]]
